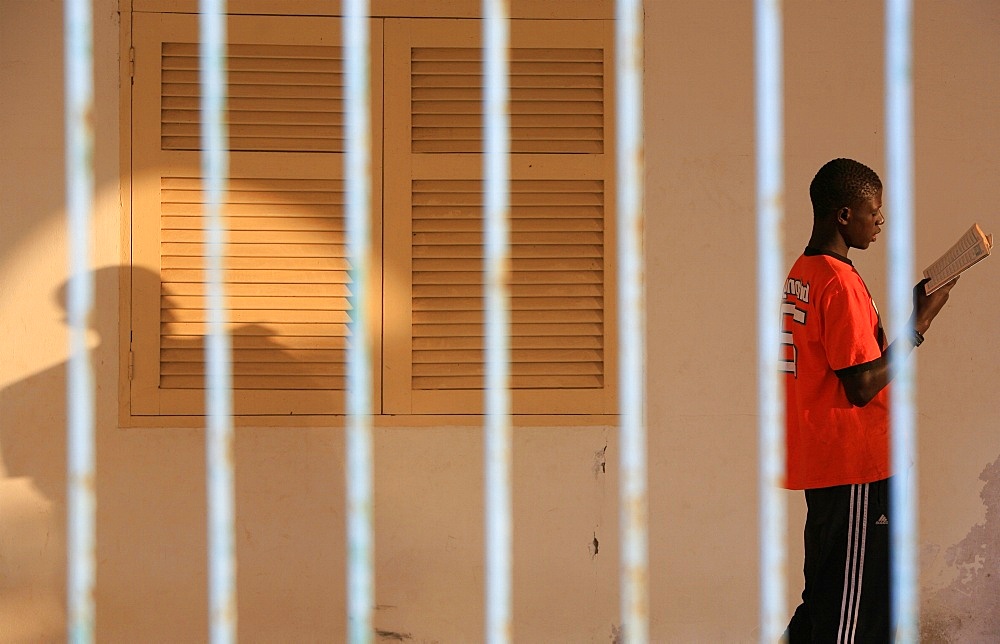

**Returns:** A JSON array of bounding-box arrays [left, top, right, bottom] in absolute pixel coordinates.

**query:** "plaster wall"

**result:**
[[1, 0, 998, 641]]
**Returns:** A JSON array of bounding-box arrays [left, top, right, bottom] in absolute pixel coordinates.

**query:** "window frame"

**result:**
[[119, 1, 619, 427]]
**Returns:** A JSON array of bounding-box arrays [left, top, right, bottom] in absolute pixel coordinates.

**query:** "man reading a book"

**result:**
[[781, 158, 958, 642]]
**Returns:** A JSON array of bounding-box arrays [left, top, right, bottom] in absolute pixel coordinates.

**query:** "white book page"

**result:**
[[923, 224, 992, 294]]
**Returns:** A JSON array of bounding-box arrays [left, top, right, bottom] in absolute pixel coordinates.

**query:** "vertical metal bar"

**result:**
[[344, 2, 374, 643], [885, 1, 918, 640], [64, 0, 96, 641], [753, 1, 787, 642], [482, 1, 512, 642], [199, 2, 236, 642], [615, 1, 648, 641]]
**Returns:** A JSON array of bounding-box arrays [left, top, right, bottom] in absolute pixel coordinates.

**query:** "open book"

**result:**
[[923, 223, 993, 294]]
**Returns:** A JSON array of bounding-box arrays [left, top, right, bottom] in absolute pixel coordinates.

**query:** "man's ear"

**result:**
[[836, 206, 851, 225]]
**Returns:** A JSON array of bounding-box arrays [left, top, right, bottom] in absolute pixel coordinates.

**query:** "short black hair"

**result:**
[[809, 158, 882, 218]]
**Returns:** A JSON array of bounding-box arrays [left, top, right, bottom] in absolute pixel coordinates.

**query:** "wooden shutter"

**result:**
[[130, 13, 383, 417], [383, 18, 617, 415]]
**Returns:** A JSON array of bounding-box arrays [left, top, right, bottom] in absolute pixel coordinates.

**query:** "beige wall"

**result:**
[[1, 0, 998, 641]]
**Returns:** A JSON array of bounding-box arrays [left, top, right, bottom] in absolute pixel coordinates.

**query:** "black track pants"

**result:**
[[785, 478, 891, 644]]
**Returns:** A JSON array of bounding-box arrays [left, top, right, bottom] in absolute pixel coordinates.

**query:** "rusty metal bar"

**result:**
[[65, 0, 96, 641], [753, 1, 787, 641], [482, 1, 513, 642], [199, 1, 237, 642], [885, 0, 918, 640], [344, 1, 375, 642], [615, 0, 649, 641]]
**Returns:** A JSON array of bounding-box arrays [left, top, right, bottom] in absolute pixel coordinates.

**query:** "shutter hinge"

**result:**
[[129, 46, 135, 83], [128, 348, 135, 381]]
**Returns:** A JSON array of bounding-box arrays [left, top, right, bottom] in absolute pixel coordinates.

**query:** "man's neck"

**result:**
[[807, 228, 850, 257]]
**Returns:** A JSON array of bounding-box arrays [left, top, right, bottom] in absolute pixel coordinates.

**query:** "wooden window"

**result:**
[[127, 10, 615, 421], [130, 13, 384, 416], [383, 19, 617, 415]]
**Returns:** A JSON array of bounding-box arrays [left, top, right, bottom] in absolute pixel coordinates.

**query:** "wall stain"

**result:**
[[921, 453, 1000, 642], [589, 532, 600, 559], [375, 629, 413, 641], [594, 444, 608, 477]]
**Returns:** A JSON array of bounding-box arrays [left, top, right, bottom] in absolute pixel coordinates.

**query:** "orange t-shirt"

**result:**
[[782, 249, 890, 489]]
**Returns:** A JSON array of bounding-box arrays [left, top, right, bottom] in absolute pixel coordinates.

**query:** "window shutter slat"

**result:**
[[158, 175, 353, 397], [409, 178, 606, 398], [410, 41, 604, 154], [160, 41, 345, 153]]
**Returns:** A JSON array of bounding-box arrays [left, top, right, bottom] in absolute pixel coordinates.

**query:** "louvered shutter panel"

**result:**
[[383, 19, 617, 415], [131, 13, 383, 417]]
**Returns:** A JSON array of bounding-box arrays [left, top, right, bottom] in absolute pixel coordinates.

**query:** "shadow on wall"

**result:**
[[0, 265, 345, 640], [921, 454, 1000, 642]]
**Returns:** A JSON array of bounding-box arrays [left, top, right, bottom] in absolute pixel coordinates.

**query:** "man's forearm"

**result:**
[[840, 332, 921, 407]]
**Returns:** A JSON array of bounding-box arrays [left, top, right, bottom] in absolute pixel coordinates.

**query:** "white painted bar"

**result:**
[[885, 0, 918, 640], [64, 0, 96, 641], [482, 1, 513, 642], [198, 2, 237, 642], [615, 1, 649, 641], [344, 2, 375, 643], [753, 1, 787, 642]]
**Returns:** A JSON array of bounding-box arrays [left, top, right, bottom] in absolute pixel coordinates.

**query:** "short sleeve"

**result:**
[[820, 274, 883, 371]]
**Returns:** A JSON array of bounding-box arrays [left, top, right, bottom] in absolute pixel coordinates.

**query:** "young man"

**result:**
[[781, 158, 958, 642]]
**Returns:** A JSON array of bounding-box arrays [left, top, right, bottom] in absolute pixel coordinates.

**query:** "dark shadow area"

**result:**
[[0, 265, 347, 640]]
